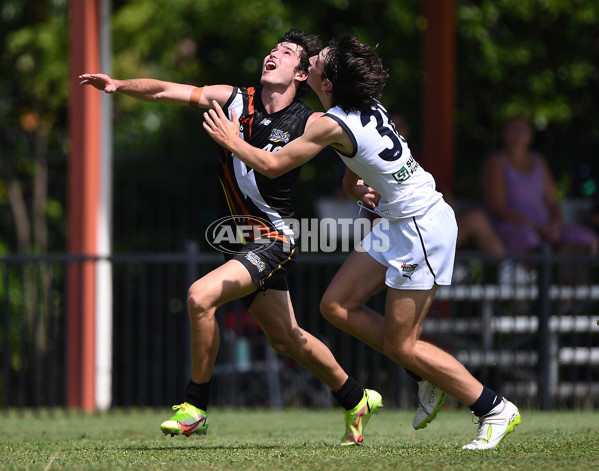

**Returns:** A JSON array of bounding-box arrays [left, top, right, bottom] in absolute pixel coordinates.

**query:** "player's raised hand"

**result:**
[[78, 73, 118, 94], [203, 100, 240, 148]]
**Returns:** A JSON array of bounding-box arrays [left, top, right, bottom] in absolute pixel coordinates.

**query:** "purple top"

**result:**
[[499, 152, 550, 225], [490, 153, 597, 254]]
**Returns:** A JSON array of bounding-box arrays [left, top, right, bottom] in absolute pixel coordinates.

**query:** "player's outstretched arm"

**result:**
[[203, 101, 336, 178], [78, 73, 233, 108]]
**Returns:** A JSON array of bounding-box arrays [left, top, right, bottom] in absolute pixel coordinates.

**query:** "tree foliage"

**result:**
[[0, 0, 68, 254], [1, 0, 597, 253], [455, 0, 599, 197]]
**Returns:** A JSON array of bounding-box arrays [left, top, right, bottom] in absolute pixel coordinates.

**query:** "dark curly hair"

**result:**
[[278, 28, 322, 98], [322, 36, 389, 113]]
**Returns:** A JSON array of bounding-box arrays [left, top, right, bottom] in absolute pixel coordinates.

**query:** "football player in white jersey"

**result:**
[[204, 35, 521, 450]]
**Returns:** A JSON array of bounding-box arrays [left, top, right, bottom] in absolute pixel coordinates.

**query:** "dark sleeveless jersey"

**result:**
[[217, 86, 313, 244]]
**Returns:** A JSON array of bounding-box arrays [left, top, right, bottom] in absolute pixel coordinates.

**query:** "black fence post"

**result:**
[[537, 244, 552, 411]]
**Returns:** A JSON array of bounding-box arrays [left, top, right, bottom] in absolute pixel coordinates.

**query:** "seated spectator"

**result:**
[[483, 114, 597, 256], [483, 115, 597, 284]]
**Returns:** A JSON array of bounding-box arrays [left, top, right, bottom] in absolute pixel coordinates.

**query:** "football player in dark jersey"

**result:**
[[79, 29, 382, 445]]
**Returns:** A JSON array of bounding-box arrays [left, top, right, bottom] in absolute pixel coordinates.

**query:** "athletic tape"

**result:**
[[189, 87, 203, 107]]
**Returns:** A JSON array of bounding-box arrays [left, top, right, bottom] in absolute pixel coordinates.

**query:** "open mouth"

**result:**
[[265, 60, 277, 71]]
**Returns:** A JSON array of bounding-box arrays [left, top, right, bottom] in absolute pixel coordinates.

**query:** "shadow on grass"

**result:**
[[124, 444, 313, 451]]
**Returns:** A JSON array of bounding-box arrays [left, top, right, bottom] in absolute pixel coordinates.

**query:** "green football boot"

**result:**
[[340, 389, 383, 446], [160, 402, 209, 437]]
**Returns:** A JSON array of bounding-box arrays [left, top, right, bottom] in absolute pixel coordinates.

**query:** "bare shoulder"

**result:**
[[535, 152, 550, 167], [305, 114, 345, 138], [484, 152, 503, 170], [311, 114, 352, 152], [482, 152, 503, 186], [487, 151, 502, 162], [305, 111, 324, 130], [536, 153, 556, 182]]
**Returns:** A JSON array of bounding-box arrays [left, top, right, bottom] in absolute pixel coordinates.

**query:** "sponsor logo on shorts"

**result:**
[[245, 251, 266, 272], [402, 263, 418, 280]]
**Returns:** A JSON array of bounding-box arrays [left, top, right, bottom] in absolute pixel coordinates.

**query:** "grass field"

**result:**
[[1, 408, 597, 470]]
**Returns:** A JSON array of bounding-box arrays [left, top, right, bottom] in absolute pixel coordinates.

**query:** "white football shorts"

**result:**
[[361, 199, 457, 290]]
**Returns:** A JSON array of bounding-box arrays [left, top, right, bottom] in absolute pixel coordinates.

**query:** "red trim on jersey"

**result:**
[[245, 87, 256, 138], [256, 224, 289, 243], [219, 152, 251, 216]]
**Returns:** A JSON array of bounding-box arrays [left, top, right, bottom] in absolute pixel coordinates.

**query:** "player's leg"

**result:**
[[320, 249, 443, 429], [250, 289, 382, 445], [161, 259, 258, 437], [382, 286, 520, 449], [382, 286, 483, 404], [320, 249, 387, 351], [250, 288, 347, 390], [186, 259, 258, 383]]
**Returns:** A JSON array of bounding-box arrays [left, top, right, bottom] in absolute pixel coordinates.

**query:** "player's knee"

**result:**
[[383, 340, 416, 368], [266, 332, 295, 356], [319, 296, 343, 323], [187, 282, 214, 315], [266, 327, 303, 357]]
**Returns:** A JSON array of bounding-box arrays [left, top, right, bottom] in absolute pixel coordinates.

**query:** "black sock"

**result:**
[[405, 369, 422, 383], [332, 376, 364, 411], [185, 379, 211, 411], [469, 386, 502, 417]]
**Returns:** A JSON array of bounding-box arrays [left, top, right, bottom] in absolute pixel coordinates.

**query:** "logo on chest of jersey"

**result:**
[[268, 128, 290, 144]]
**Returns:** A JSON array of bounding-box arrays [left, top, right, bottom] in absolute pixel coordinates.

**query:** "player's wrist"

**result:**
[[110, 79, 122, 94]]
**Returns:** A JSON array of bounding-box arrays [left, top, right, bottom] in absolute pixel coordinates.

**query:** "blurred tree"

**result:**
[[0, 0, 69, 379], [1, 0, 597, 254], [0, 0, 68, 255], [455, 0, 599, 198]]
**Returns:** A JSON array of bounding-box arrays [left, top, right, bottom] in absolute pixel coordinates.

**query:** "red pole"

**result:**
[[423, 0, 456, 195], [67, 0, 101, 411]]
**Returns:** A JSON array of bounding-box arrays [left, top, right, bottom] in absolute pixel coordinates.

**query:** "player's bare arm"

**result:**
[[203, 101, 347, 178], [78, 73, 233, 108]]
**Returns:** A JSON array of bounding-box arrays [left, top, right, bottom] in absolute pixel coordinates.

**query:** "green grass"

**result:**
[[1, 408, 597, 470]]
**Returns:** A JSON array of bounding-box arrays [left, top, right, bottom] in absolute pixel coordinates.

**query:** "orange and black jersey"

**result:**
[[217, 86, 313, 245]]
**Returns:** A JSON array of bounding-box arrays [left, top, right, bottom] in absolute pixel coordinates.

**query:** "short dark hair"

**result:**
[[323, 36, 389, 113], [278, 28, 322, 98]]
